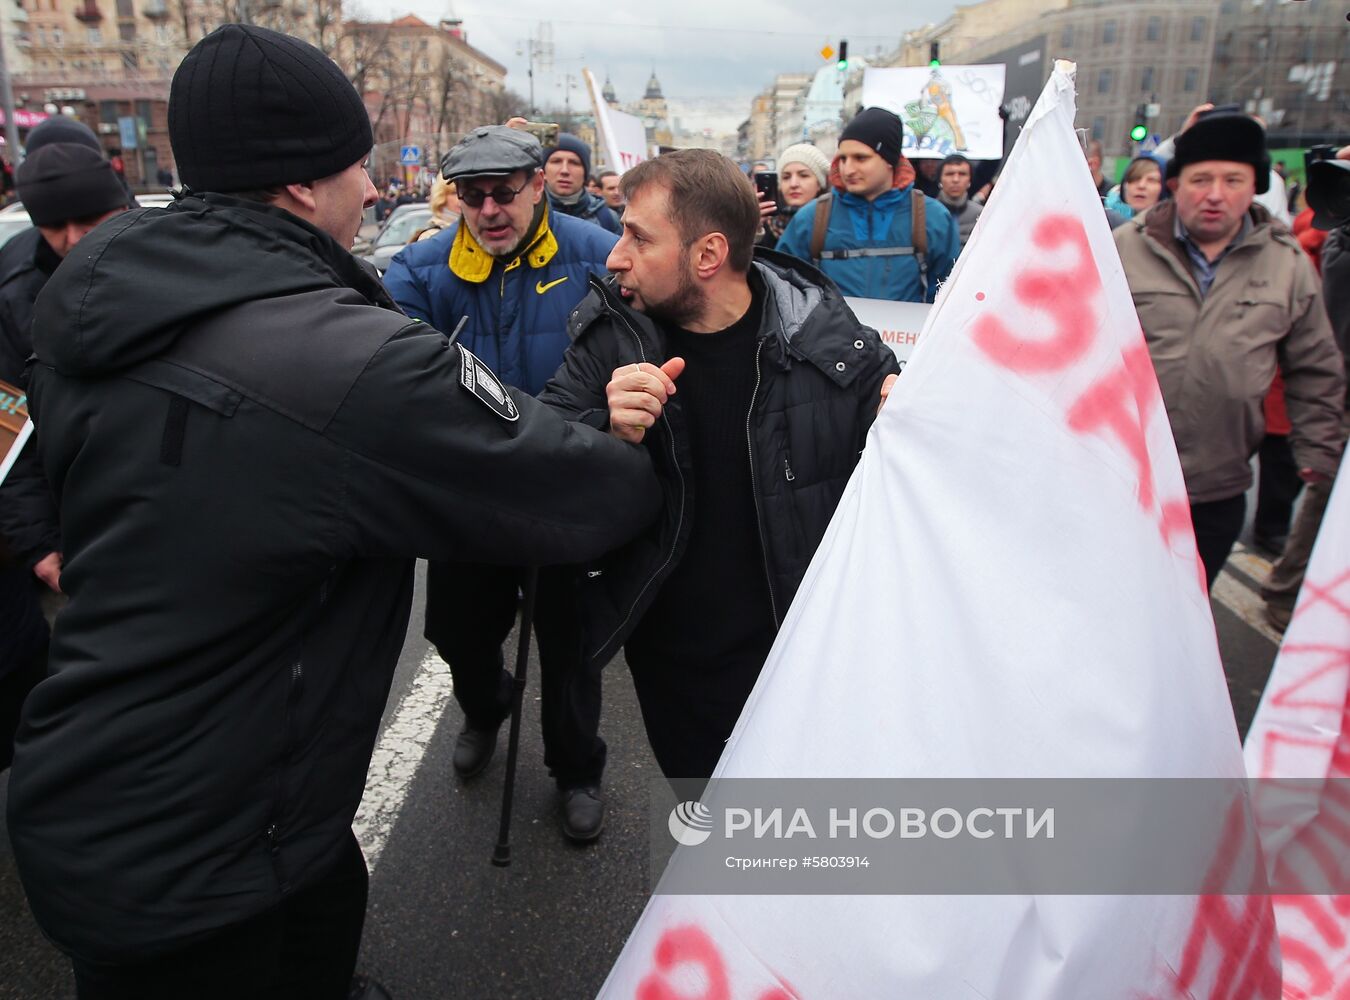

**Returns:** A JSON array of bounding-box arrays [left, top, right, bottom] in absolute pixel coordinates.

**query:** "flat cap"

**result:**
[[441, 126, 542, 181]]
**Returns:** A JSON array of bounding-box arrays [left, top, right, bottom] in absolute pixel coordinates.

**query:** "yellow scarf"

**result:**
[[448, 207, 559, 283]]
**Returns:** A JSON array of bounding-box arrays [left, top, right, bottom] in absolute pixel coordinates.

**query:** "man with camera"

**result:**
[[382, 126, 620, 842], [1262, 143, 1350, 629]]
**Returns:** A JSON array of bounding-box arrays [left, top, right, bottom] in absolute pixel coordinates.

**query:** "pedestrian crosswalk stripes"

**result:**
[[1213, 544, 1282, 646]]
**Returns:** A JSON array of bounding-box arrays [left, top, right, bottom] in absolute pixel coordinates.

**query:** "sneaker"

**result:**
[[560, 785, 605, 843], [452, 720, 503, 779]]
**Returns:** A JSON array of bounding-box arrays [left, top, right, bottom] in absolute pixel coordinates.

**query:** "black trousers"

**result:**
[[72, 832, 367, 1000], [0, 647, 44, 772], [424, 562, 605, 788], [626, 644, 771, 783], [1191, 494, 1247, 592], [0, 559, 49, 771], [1255, 433, 1303, 545]]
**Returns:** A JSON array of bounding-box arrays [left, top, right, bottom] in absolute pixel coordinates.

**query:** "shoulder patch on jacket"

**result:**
[[458, 344, 519, 422]]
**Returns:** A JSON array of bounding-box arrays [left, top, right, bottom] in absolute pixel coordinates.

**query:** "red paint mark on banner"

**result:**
[[972, 215, 1100, 373], [1067, 342, 1162, 509], [1170, 799, 1280, 999], [1277, 934, 1335, 996], [637, 926, 801, 1000], [1291, 570, 1350, 629], [637, 925, 731, 1000], [971, 214, 1195, 577], [1276, 894, 1349, 951]]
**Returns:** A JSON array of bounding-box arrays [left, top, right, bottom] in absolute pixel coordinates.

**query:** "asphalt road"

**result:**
[[0, 548, 1285, 1000]]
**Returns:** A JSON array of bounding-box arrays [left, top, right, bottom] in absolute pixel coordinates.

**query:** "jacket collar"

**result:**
[[449, 203, 559, 284], [838, 186, 905, 210], [196, 194, 399, 312], [579, 250, 860, 388], [1140, 198, 1275, 250]]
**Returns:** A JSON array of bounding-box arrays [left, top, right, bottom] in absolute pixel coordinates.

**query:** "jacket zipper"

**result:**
[[746, 340, 782, 628], [264, 655, 304, 892], [592, 305, 689, 655]]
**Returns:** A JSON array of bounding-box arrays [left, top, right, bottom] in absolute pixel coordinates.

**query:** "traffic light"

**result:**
[[837, 40, 849, 69], [1130, 104, 1148, 143], [929, 42, 940, 67]]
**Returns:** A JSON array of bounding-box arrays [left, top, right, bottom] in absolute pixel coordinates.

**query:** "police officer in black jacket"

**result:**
[[6, 26, 659, 999], [0, 117, 133, 767], [540, 150, 900, 781]]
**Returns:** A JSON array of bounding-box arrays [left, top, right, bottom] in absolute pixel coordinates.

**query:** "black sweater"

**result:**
[[629, 276, 776, 670]]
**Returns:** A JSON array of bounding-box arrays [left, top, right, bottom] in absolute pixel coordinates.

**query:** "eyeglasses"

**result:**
[[459, 178, 530, 209]]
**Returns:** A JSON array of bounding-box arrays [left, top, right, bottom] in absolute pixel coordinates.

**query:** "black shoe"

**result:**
[[348, 974, 393, 1000], [560, 785, 605, 843], [452, 721, 502, 779]]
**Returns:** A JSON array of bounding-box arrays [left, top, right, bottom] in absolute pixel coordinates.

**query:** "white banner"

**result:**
[[1246, 462, 1350, 996], [844, 298, 930, 367], [584, 68, 648, 174], [861, 64, 1007, 160], [599, 62, 1278, 999]]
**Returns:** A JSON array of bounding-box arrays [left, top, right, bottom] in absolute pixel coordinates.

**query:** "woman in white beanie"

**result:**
[[761, 142, 832, 248]]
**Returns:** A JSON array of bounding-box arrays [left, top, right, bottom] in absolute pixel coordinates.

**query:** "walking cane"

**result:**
[[492, 565, 538, 867]]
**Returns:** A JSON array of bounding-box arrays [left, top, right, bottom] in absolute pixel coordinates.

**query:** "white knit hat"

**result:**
[[777, 143, 831, 190]]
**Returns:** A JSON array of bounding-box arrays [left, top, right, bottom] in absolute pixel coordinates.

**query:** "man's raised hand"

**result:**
[[607, 358, 685, 443]]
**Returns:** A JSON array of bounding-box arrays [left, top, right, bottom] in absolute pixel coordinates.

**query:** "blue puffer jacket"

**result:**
[[384, 206, 617, 395], [776, 182, 958, 304]]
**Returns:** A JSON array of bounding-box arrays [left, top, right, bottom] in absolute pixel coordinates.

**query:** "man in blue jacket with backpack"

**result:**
[[777, 107, 959, 304]]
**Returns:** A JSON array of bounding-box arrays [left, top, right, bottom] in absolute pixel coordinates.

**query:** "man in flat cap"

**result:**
[[384, 126, 620, 844], [1115, 108, 1345, 590], [6, 25, 658, 997]]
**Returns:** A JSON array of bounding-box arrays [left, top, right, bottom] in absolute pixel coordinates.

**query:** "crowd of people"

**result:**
[[0, 21, 1346, 1000]]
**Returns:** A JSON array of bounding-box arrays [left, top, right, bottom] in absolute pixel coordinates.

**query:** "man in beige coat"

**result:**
[[1115, 110, 1345, 590]]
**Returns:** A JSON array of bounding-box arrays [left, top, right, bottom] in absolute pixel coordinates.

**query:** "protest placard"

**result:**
[[584, 68, 648, 174], [0, 379, 32, 486], [861, 64, 1006, 161]]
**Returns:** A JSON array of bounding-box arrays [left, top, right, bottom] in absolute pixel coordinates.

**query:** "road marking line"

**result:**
[[1227, 544, 1273, 586], [353, 649, 451, 874], [1212, 570, 1283, 646]]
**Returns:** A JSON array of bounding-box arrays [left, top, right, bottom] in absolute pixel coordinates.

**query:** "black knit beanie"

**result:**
[[840, 107, 903, 167], [17, 143, 129, 226], [25, 116, 102, 155], [169, 24, 374, 193]]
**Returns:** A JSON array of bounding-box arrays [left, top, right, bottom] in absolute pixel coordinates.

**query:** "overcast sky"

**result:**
[[375, 0, 961, 133]]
